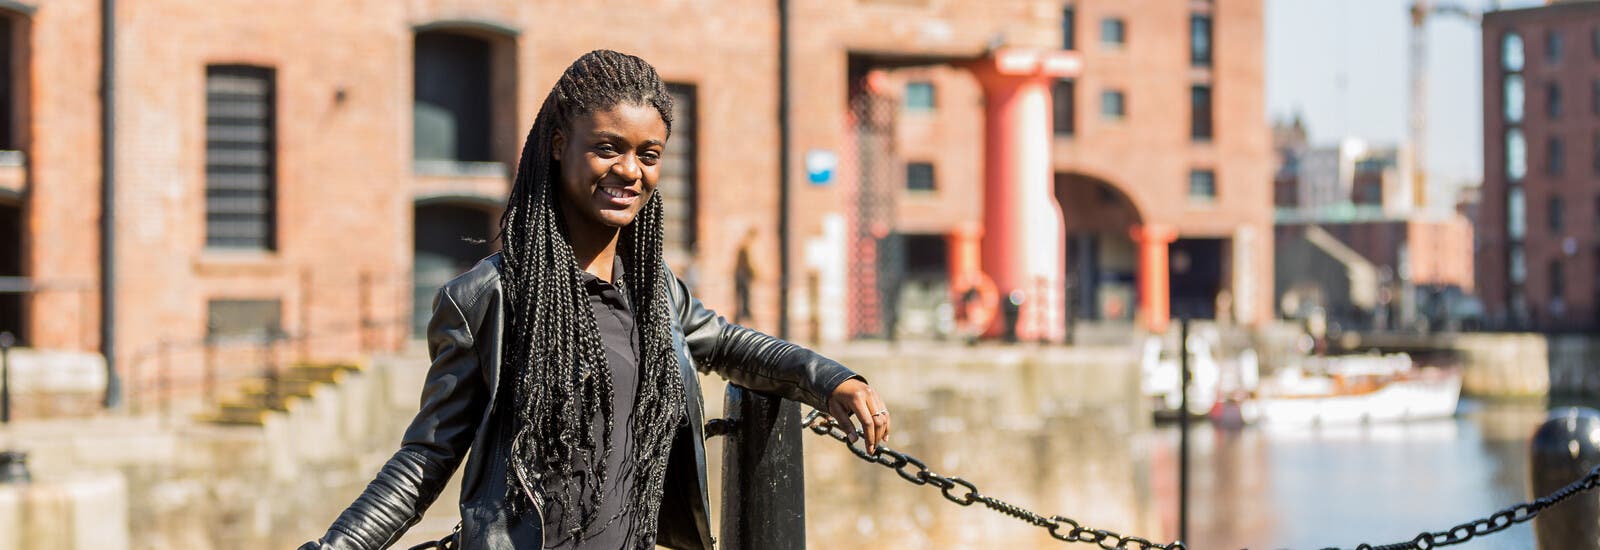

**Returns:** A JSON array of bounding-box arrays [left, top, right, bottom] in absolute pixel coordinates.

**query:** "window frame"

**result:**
[[204, 64, 278, 252]]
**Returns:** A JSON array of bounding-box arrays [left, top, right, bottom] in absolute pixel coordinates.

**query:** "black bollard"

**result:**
[[1530, 407, 1600, 549], [719, 385, 805, 550]]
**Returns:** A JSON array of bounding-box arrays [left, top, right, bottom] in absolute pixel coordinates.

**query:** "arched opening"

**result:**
[[412, 24, 517, 175], [1055, 172, 1142, 324], [413, 200, 500, 334]]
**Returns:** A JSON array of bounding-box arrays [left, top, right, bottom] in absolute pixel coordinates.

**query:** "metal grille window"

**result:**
[[661, 84, 698, 268], [1547, 82, 1563, 118], [205, 66, 276, 250], [1191, 85, 1213, 140], [1101, 18, 1125, 47], [1101, 90, 1125, 120], [1062, 7, 1075, 50], [1188, 169, 1216, 202], [1190, 14, 1213, 67], [1549, 136, 1565, 176], [1550, 196, 1565, 232], [1052, 79, 1075, 136], [207, 299, 282, 340], [905, 162, 935, 191], [904, 81, 935, 111]]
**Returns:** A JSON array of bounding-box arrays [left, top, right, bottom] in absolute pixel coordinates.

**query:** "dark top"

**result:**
[[541, 256, 647, 548]]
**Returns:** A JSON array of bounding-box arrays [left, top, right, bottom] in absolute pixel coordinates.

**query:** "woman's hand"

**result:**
[[826, 378, 890, 453]]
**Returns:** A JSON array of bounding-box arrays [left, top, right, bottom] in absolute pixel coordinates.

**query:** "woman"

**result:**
[[300, 50, 890, 550]]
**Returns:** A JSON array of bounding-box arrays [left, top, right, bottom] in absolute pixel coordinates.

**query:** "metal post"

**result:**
[[202, 329, 217, 408], [1178, 318, 1190, 545], [719, 385, 806, 550], [299, 267, 311, 362], [1, 331, 13, 424], [1530, 407, 1600, 549]]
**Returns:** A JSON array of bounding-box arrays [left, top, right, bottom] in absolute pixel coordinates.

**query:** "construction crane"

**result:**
[[1407, 0, 1485, 212]]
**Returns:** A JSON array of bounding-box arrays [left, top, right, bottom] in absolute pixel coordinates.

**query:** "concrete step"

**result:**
[[198, 406, 271, 426], [287, 364, 348, 384], [219, 392, 298, 412], [239, 378, 323, 398]]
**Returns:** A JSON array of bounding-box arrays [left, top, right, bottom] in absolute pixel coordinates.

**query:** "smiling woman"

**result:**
[[300, 50, 890, 550]]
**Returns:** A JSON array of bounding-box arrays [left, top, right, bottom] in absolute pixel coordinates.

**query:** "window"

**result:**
[[208, 299, 283, 340], [1593, 130, 1600, 175], [205, 65, 276, 251], [1101, 90, 1125, 120], [1101, 18, 1125, 47], [1550, 196, 1565, 232], [906, 162, 935, 191], [1508, 186, 1526, 240], [1188, 170, 1216, 202], [1594, 79, 1600, 115], [1053, 79, 1076, 136], [1507, 128, 1527, 181], [0, 16, 16, 151], [1062, 7, 1075, 50], [1547, 31, 1564, 64], [1503, 32, 1525, 72], [904, 81, 935, 111], [1547, 82, 1563, 118], [661, 84, 698, 264], [1550, 259, 1565, 301], [1510, 244, 1527, 283], [1504, 75, 1525, 123], [1191, 85, 1213, 140], [414, 31, 494, 164], [1190, 14, 1213, 67], [1549, 136, 1565, 176], [1594, 27, 1600, 58]]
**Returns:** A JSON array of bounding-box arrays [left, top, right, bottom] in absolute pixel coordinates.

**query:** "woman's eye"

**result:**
[[595, 144, 619, 155]]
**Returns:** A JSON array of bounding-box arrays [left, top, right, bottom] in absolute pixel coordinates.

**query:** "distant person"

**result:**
[[300, 50, 891, 550], [733, 228, 758, 324]]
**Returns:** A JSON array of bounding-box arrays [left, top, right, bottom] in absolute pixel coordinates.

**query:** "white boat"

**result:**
[[1256, 354, 1462, 427]]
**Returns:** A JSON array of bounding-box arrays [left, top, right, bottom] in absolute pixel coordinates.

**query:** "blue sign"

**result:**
[[805, 149, 837, 186]]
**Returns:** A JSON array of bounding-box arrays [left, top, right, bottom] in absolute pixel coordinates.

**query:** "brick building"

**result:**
[[1482, 1, 1600, 330], [3, 0, 1271, 398]]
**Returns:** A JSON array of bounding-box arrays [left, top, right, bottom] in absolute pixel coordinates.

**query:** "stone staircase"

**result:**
[[198, 361, 366, 426]]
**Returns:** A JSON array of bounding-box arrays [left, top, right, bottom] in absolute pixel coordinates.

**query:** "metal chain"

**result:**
[[1339, 463, 1600, 550], [805, 410, 1600, 550], [802, 410, 1186, 550]]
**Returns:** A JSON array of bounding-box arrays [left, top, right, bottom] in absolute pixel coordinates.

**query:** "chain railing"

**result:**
[[802, 410, 1600, 550], [1342, 463, 1600, 550], [802, 410, 1186, 550]]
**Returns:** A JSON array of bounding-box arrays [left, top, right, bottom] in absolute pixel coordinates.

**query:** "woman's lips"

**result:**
[[596, 185, 639, 207]]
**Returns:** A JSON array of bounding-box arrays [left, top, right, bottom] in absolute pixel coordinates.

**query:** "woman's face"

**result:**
[[552, 102, 668, 235]]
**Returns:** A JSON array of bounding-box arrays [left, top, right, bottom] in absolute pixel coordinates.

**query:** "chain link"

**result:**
[[804, 410, 1600, 550], [1340, 464, 1600, 550], [802, 410, 1186, 550]]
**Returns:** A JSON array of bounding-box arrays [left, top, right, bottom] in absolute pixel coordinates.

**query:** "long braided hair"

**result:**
[[497, 50, 685, 545]]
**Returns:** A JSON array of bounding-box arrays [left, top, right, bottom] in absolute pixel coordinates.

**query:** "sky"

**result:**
[[1265, 0, 1545, 186]]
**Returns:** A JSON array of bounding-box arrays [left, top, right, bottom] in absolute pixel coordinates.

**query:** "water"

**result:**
[[1151, 399, 1553, 550]]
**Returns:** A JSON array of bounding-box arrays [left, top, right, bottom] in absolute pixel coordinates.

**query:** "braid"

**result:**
[[497, 49, 683, 546]]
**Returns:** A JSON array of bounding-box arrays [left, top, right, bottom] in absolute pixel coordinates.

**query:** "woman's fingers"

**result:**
[[867, 387, 890, 443], [828, 399, 859, 444], [852, 392, 879, 453]]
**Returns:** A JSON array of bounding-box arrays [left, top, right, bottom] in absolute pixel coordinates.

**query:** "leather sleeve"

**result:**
[[303, 288, 488, 550], [671, 274, 861, 411]]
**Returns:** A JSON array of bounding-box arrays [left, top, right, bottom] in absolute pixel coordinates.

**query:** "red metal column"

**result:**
[[1131, 224, 1179, 333], [968, 49, 1080, 341]]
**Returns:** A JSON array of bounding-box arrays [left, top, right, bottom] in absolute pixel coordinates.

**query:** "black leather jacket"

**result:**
[[301, 254, 860, 550]]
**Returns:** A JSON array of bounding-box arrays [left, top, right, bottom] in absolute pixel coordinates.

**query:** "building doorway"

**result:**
[[1055, 173, 1143, 325], [413, 200, 499, 334], [0, 199, 20, 342]]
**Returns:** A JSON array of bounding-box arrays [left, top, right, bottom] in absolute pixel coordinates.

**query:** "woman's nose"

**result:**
[[611, 154, 642, 181]]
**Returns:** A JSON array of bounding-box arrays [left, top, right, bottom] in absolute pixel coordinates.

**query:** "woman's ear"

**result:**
[[551, 129, 565, 162]]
